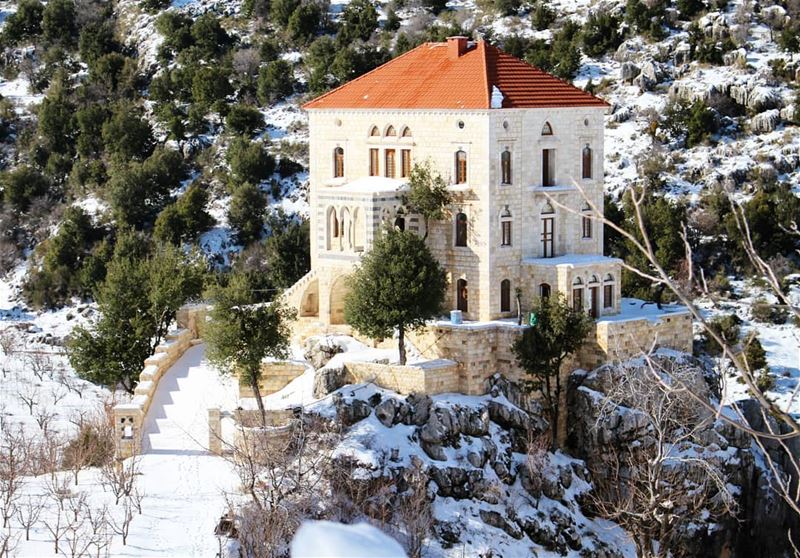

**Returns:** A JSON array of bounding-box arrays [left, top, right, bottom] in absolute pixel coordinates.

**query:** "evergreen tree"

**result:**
[[190, 13, 231, 58], [204, 271, 293, 425], [227, 137, 275, 185], [69, 238, 205, 392], [344, 227, 447, 365], [512, 294, 593, 448], [287, 3, 323, 44], [225, 104, 264, 136], [78, 21, 118, 66], [2, 166, 50, 211], [42, 0, 77, 47], [271, 0, 301, 27], [582, 11, 623, 57], [257, 60, 295, 105], [191, 66, 233, 109], [37, 86, 76, 155], [228, 182, 267, 244], [1, 0, 44, 45], [101, 104, 155, 161], [743, 333, 768, 372], [338, 0, 378, 45], [263, 212, 310, 287], [403, 162, 451, 240]]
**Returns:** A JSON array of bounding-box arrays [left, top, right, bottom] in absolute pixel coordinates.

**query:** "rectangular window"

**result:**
[[455, 151, 467, 184], [401, 149, 411, 178], [501, 150, 512, 185], [572, 288, 583, 312], [369, 149, 379, 176], [590, 286, 599, 319], [385, 149, 396, 178], [501, 220, 512, 246], [604, 284, 614, 309], [541, 217, 554, 258], [582, 145, 593, 179], [542, 149, 555, 187], [582, 215, 592, 238]]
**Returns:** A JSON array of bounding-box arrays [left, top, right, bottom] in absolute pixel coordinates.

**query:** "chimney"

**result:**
[[447, 36, 469, 59]]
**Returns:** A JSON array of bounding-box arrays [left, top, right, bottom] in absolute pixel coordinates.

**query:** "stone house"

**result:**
[[284, 37, 693, 395]]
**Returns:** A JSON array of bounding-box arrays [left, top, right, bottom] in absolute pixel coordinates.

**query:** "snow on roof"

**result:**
[[303, 40, 609, 110], [597, 298, 691, 324], [523, 254, 623, 267], [328, 176, 408, 194], [290, 521, 407, 558]]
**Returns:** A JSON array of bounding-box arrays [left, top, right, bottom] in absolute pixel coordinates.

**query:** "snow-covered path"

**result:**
[[115, 344, 241, 557]]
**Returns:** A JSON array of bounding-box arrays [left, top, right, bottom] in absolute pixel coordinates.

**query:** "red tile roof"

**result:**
[[303, 39, 609, 110]]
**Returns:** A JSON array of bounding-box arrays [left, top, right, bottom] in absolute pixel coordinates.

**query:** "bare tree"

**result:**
[[395, 460, 432, 558], [16, 494, 46, 541], [85, 505, 111, 558], [108, 498, 134, 546], [100, 456, 140, 506], [16, 380, 40, 415], [35, 407, 58, 436], [587, 364, 737, 558], [0, 529, 20, 558], [0, 328, 17, 358], [50, 384, 69, 406], [0, 425, 30, 529], [27, 353, 54, 382], [44, 504, 68, 555]]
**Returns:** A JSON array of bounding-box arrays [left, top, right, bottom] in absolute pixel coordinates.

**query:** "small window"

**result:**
[[370, 126, 380, 136], [501, 220, 512, 246], [582, 214, 592, 239], [582, 144, 593, 179], [394, 214, 405, 231], [500, 279, 511, 312], [385, 149, 396, 178], [572, 288, 583, 312], [501, 148, 512, 185], [539, 283, 551, 299], [542, 149, 555, 187], [457, 278, 468, 312], [455, 212, 468, 247], [401, 149, 412, 178], [604, 284, 614, 309], [401, 126, 412, 137], [455, 150, 467, 184], [333, 147, 344, 178], [541, 121, 553, 136], [386, 125, 396, 137], [369, 148, 379, 176]]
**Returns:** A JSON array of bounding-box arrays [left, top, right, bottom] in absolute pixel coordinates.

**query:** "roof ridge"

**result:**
[[303, 42, 436, 110], [479, 40, 491, 109]]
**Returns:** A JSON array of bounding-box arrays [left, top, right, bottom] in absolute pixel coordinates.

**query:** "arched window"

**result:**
[[501, 148, 512, 185], [541, 203, 555, 258], [457, 278, 468, 312], [386, 125, 396, 137], [500, 279, 511, 312], [588, 276, 599, 318], [455, 150, 467, 184], [604, 274, 615, 309], [401, 126, 412, 137], [333, 147, 344, 178], [455, 212, 468, 247], [326, 207, 339, 250], [500, 206, 512, 247], [539, 283, 551, 299], [369, 126, 380, 137], [582, 144, 593, 179], [572, 277, 584, 312], [340, 207, 351, 249], [541, 121, 553, 136], [394, 209, 405, 231]]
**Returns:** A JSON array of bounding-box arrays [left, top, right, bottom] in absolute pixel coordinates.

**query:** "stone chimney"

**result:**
[[447, 36, 469, 59]]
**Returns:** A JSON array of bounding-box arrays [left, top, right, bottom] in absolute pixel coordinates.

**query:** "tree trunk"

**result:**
[[398, 325, 406, 365], [250, 370, 267, 427]]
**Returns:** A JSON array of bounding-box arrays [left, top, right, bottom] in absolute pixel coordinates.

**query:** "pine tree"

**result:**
[[204, 272, 293, 425], [228, 182, 267, 245], [512, 294, 593, 448], [743, 333, 768, 372], [345, 228, 447, 365]]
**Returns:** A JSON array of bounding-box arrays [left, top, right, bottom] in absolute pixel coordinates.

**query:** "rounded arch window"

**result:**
[[605, 274, 615, 283], [455, 212, 468, 247], [401, 126, 412, 137], [500, 279, 511, 312], [589, 275, 599, 284], [573, 277, 583, 286], [333, 147, 344, 178], [369, 125, 380, 136], [386, 125, 396, 137], [541, 121, 553, 136], [539, 283, 551, 299]]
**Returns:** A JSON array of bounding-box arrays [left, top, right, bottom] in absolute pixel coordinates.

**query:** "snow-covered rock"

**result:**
[[291, 521, 407, 558]]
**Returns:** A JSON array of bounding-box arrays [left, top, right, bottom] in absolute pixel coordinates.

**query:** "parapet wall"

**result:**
[[345, 359, 460, 395], [113, 306, 206, 458]]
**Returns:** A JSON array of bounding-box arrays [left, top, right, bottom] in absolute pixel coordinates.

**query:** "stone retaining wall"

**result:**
[[239, 361, 308, 397], [113, 306, 206, 458], [345, 359, 459, 395]]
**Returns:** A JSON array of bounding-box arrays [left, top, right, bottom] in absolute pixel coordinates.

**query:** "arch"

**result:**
[[582, 144, 593, 179], [541, 201, 555, 215], [604, 273, 615, 282], [353, 207, 365, 252], [369, 125, 380, 137], [573, 277, 583, 286], [329, 275, 349, 325], [501, 148, 512, 184], [326, 206, 339, 251], [500, 206, 512, 247], [500, 279, 511, 312], [385, 125, 396, 137], [539, 283, 551, 299], [455, 212, 468, 247], [603, 274, 615, 309], [333, 147, 344, 178], [455, 150, 467, 184], [456, 278, 468, 313], [340, 207, 352, 250], [541, 121, 553, 136], [300, 278, 319, 317], [401, 126, 412, 137], [589, 274, 599, 284]]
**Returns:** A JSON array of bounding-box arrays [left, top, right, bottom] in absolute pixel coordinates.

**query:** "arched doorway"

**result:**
[[456, 278, 468, 313], [329, 276, 349, 325], [300, 279, 319, 317]]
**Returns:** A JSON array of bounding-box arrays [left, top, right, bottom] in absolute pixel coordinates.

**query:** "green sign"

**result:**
[[528, 312, 538, 327]]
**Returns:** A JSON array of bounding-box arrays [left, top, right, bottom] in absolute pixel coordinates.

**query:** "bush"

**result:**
[[79, 21, 118, 66], [227, 137, 275, 185], [62, 419, 115, 470], [688, 23, 735, 64], [42, 0, 77, 47], [257, 60, 295, 105], [154, 183, 214, 244], [582, 11, 623, 57], [140, 0, 171, 13], [192, 66, 234, 109], [225, 104, 264, 136], [287, 3, 323, 44], [101, 104, 155, 161], [228, 182, 267, 245], [677, 0, 704, 19], [531, 2, 556, 30], [662, 99, 717, 147], [191, 13, 231, 59], [743, 334, 768, 372], [1, 0, 44, 45], [2, 166, 50, 211], [704, 314, 741, 355], [755, 370, 775, 392], [263, 211, 310, 287], [271, 0, 301, 27]]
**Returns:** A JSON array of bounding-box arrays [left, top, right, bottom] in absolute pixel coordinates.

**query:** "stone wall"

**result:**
[[345, 359, 460, 395], [239, 361, 308, 397], [113, 305, 206, 458]]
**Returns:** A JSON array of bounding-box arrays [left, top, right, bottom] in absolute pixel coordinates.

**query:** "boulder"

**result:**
[[335, 397, 371, 426], [304, 336, 344, 370], [480, 509, 524, 540], [751, 109, 781, 133], [313, 366, 348, 398], [419, 407, 458, 445], [404, 393, 431, 426], [620, 62, 641, 84], [374, 398, 397, 427]]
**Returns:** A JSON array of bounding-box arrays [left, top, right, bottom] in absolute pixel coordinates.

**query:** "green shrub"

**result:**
[[531, 2, 556, 30], [228, 182, 267, 245], [1, 0, 44, 45], [227, 137, 275, 185], [225, 104, 264, 136], [101, 104, 155, 161], [743, 333, 768, 371], [191, 66, 233, 109], [755, 370, 775, 392], [191, 13, 231, 59], [257, 60, 295, 105], [704, 313, 741, 355], [154, 183, 214, 244], [582, 11, 623, 57], [2, 166, 50, 211], [287, 3, 323, 44], [78, 21, 118, 66], [337, 0, 378, 44], [42, 0, 77, 47]]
